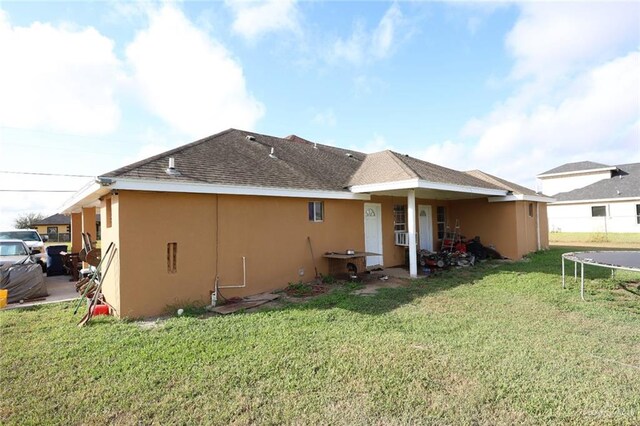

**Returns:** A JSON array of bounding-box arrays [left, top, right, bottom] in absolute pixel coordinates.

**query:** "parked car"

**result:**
[[0, 239, 33, 268], [0, 230, 47, 272]]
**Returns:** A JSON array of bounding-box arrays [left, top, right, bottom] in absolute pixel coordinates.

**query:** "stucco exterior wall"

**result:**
[[99, 195, 121, 316], [548, 200, 640, 233], [539, 171, 611, 196]]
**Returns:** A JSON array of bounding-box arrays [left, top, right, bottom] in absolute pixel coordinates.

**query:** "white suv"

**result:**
[[0, 229, 47, 271]]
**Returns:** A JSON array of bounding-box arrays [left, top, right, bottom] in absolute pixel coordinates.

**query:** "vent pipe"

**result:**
[[165, 157, 181, 176], [269, 147, 277, 159]]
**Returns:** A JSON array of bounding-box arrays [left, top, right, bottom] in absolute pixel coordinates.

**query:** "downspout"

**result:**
[[536, 202, 541, 251]]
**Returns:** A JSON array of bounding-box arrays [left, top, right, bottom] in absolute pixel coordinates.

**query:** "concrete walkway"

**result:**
[[5, 274, 77, 310]]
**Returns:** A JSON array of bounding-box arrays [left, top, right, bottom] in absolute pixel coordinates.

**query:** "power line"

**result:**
[[0, 189, 76, 192], [0, 171, 92, 178]]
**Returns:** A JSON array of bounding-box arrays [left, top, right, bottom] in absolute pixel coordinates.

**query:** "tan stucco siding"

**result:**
[[539, 204, 549, 249], [449, 198, 520, 259], [100, 195, 121, 316], [110, 191, 366, 318]]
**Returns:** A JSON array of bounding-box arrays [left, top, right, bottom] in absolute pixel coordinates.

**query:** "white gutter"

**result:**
[[59, 180, 112, 214], [110, 177, 371, 200], [349, 178, 508, 196], [550, 196, 640, 205], [488, 194, 556, 203]]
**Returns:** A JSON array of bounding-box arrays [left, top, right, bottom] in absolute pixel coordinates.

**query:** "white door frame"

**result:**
[[418, 204, 433, 251], [364, 203, 383, 267]]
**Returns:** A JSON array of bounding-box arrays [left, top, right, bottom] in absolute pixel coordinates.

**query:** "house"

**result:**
[[33, 213, 101, 243], [61, 129, 553, 318], [537, 162, 640, 233]]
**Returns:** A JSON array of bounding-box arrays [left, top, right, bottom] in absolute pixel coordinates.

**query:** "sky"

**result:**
[[0, 0, 639, 228]]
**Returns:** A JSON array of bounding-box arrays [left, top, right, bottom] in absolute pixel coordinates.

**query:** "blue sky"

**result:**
[[0, 1, 639, 227]]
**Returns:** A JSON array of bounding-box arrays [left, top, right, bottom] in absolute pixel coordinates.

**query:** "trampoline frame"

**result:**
[[561, 251, 640, 300]]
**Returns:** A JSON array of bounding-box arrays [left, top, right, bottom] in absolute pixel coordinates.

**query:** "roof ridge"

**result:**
[[387, 151, 419, 179], [102, 128, 236, 177]]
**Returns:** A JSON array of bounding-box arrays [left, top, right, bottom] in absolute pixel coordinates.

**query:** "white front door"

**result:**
[[364, 203, 383, 267], [418, 205, 433, 251]]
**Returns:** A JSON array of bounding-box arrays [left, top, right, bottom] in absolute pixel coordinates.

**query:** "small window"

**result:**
[[437, 206, 446, 239], [393, 205, 406, 232], [106, 197, 112, 228], [528, 203, 534, 217], [47, 226, 58, 236], [167, 242, 177, 273], [636, 204, 640, 225], [591, 206, 606, 217], [308, 201, 324, 222]]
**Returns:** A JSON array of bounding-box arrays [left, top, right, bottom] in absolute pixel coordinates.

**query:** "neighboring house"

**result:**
[[537, 161, 640, 233], [33, 213, 101, 242], [62, 129, 552, 318]]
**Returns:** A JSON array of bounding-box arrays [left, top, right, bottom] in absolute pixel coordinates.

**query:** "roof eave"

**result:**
[[60, 179, 112, 214], [488, 194, 556, 203], [349, 179, 508, 196]]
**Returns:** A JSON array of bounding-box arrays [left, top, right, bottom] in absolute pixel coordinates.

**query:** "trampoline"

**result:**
[[561, 251, 640, 300]]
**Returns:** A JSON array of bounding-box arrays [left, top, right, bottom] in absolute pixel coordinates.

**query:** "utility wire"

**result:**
[[0, 171, 92, 178]]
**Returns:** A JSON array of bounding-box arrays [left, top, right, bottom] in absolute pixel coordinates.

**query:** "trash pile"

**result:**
[[419, 234, 504, 272], [0, 260, 48, 303]]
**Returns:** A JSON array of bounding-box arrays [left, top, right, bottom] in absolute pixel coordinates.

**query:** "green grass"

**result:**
[[1, 249, 639, 425], [550, 232, 640, 244]]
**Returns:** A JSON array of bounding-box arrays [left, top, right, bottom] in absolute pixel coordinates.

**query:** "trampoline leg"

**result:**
[[574, 261, 577, 282], [611, 269, 615, 279], [580, 262, 585, 301], [562, 257, 565, 289]]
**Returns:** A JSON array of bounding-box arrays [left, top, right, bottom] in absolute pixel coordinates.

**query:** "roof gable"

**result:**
[[538, 161, 613, 176], [554, 162, 640, 201]]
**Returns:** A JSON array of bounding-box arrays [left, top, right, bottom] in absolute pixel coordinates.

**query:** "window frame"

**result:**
[[308, 201, 324, 222], [393, 204, 407, 232], [591, 206, 606, 217], [436, 206, 446, 240], [636, 204, 640, 225]]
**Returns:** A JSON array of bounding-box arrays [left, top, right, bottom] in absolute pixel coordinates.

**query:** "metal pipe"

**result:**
[[580, 261, 585, 301], [218, 256, 247, 288], [562, 255, 565, 289]]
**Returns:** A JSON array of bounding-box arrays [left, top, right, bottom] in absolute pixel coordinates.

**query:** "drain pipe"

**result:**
[[208, 256, 247, 308]]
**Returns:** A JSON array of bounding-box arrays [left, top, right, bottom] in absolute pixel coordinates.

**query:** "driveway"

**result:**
[[5, 274, 77, 310]]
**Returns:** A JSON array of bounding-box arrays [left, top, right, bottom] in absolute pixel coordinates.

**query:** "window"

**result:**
[[167, 242, 177, 273], [437, 206, 446, 239], [308, 201, 324, 222], [591, 206, 606, 217], [528, 203, 534, 217], [636, 204, 640, 225], [106, 197, 112, 228], [47, 226, 58, 236], [393, 205, 406, 232]]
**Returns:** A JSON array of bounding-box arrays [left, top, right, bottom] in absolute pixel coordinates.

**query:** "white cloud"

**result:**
[[351, 133, 394, 154], [126, 6, 265, 138], [0, 10, 122, 135], [506, 2, 640, 82], [328, 3, 404, 65], [420, 3, 640, 188], [226, 0, 300, 41], [312, 109, 337, 127]]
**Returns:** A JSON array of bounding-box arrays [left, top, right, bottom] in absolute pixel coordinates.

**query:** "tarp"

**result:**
[[0, 262, 48, 303]]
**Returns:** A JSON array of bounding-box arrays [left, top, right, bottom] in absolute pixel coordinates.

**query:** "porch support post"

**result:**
[[407, 189, 417, 278], [81, 207, 97, 243], [70, 213, 82, 253]]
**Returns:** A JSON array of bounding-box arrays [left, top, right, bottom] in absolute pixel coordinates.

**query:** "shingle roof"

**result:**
[[553, 163, 640, 202], [103, 129, 365, 192], [33, 214, 70, 225], [102, 129, 517, 194], [347, 151, 504, 190], [538, 161, 613, 176], [465, 170, 539, 196]]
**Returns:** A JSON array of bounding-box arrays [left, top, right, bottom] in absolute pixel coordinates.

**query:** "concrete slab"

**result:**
[[5, 274, 77, 310]]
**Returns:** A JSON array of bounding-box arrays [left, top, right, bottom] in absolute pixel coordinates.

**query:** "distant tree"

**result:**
[[14, 212, 45, 229]]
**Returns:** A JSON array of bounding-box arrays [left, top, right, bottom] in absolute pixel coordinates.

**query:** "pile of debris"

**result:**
[[419, 235, 504, 271]]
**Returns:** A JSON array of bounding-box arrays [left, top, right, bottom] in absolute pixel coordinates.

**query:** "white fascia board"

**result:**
[[550, 196, 640, 205], [111, 178, 371, 201], [536, 167, 616, 179], [349, 179, 420, 193], [488, 194, 556, 203], [416, 180, 507, 196], [349, 178, 507, 196], [59, 180, 111, 214]]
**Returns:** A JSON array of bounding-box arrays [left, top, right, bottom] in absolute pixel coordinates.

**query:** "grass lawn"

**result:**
[[1, 248, 639, 425], [550, 232, 640, 246]]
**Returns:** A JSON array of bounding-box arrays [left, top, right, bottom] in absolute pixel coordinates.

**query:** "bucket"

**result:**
[[91, 304, 109, 316], [0, 289, 8, 309]]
